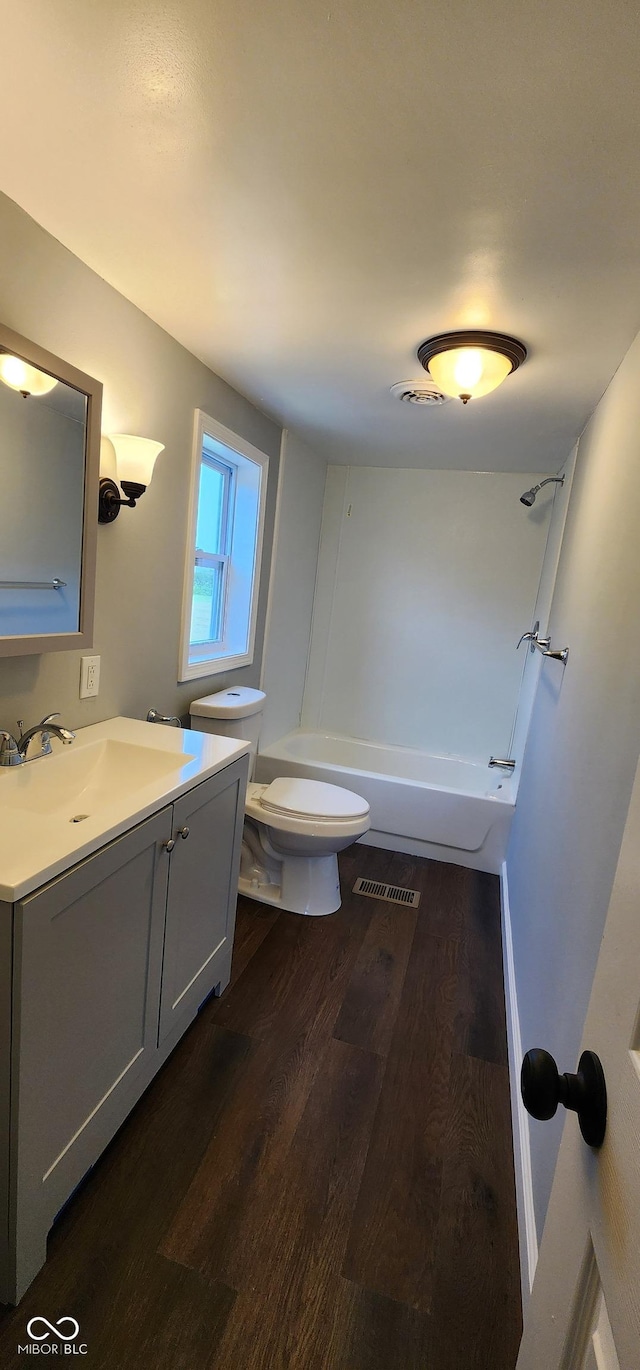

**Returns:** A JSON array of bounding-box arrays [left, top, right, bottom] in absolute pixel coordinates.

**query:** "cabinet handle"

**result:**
[[163, 838, 176, 853], [178, 826, 190, 840]]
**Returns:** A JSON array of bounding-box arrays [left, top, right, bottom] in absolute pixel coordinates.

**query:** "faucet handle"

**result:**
[[0, 732, 23, 767], [39, 712, 61, 726]]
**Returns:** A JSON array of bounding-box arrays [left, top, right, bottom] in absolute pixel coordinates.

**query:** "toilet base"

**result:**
[[238, 847, 342, 917]]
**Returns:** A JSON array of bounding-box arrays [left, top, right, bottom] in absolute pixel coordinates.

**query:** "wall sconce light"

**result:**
[[0, 353, 58, 398], [417, 330, 527, 404], [99, 435, 165, 523]]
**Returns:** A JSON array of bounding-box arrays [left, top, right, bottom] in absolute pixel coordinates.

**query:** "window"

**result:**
[[179, 412, 268, 681]]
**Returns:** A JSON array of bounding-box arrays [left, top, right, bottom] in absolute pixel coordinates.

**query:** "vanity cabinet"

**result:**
[[159, 768, 244, 1043], [0, 753, 247, 1305]]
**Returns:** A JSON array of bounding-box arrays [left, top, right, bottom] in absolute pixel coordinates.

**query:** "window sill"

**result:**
[[178, 649, 254, 683]]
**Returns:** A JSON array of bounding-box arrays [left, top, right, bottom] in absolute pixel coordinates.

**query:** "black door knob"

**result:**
[[521, 1048, 607, 1148]]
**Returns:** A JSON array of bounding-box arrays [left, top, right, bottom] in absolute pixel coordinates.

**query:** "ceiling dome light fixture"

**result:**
[[417, 330, 527, 404], [0, 353, 58, 398]]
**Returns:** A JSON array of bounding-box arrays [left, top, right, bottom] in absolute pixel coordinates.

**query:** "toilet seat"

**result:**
[[245, 780, 370, 839], [258, 776, 369, 821]]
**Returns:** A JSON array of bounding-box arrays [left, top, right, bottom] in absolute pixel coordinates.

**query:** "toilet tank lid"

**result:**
[[260, 777, 370, 820], [190, 687, 266, 719]]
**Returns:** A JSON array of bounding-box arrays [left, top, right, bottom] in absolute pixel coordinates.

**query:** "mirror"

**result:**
[[0, 323, 101, 656]]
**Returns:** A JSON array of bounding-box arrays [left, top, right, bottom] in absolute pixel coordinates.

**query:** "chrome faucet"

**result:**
[[146, 709, 181, 727], [0, 713, 75, 766]]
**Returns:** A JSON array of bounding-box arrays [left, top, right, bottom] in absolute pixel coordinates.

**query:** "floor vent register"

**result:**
[[352, 877, 421, 908]]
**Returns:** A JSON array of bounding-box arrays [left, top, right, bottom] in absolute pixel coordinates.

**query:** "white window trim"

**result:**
[[178, 410, 269, 682]]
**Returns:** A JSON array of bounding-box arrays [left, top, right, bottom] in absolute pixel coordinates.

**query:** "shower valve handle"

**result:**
[[516, 621, 569, 663], [517, 621, 541, 651]]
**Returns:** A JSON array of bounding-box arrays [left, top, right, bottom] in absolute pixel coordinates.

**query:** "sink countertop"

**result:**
[[0, 716, 250, 902]]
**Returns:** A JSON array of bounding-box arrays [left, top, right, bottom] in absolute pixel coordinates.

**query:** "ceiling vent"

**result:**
[[390, 379, 449, 406]]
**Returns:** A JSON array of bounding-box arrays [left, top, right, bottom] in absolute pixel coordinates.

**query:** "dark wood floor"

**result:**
[[0, 845, 522, 1369]]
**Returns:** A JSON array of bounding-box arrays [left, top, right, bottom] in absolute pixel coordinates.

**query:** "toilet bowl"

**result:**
[[189, 688, 370, 916]]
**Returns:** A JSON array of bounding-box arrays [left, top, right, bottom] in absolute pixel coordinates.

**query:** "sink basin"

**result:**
[[0, 716, 251, 902], [8, 738, 196, 820]]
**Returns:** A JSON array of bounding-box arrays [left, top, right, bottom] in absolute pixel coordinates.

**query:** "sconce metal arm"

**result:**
[[98, 478, 146, 523]]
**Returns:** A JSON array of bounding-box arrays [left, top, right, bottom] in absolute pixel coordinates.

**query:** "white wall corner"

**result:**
[[259, 428, 288, 693], [500, 859, 539, 1308]]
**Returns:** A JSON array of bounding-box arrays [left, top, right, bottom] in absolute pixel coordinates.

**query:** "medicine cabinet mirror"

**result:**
[[0, 322, 102, 656]]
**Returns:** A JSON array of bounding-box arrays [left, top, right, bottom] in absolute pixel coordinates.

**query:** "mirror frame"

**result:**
[[0, 322, 102, 657]]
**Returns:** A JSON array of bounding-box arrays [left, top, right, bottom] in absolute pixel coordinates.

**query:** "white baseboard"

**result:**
[[500, 860, 538, 1307]]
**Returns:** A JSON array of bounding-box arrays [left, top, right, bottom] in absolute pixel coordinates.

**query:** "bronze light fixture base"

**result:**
[[98, 478, 147, 523], [417, 330, 527, 403]]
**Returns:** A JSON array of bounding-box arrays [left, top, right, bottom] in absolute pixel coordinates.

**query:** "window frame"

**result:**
[[191, 452, 234, 648], [178, 411, 269, 682]]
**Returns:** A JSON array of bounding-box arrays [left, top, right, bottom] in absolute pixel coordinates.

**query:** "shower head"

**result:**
[[520, 475, 565, 507]]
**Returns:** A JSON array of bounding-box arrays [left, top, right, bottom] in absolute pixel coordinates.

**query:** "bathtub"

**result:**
[[256, 730, 516, 875]]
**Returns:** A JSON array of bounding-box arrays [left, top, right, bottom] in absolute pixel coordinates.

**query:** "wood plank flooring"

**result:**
[[0, 845, 522, 1369]]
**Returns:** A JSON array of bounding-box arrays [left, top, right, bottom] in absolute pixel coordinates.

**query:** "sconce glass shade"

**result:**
[[0, 354, 58, 397], [417, 331, 527, 403], [109, 434, 165, 488]]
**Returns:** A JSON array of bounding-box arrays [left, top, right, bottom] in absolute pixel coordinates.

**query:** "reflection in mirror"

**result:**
[[0, 322, 102, 657], [0, 376, 87, 637]]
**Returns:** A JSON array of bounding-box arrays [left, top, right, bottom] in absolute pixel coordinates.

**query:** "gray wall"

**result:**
[[507, 326, 640, 1239], [260, 430, 327, 749], [0, 191, 282, 730]]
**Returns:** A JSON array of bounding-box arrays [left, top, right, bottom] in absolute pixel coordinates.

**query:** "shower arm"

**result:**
[[535, 476, 565, 496], [517, 622, 569, 664]]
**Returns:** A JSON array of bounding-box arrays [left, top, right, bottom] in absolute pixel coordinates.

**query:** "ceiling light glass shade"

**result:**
[[428, 347, 512, 400], [109, 434, 165, 488], [417, 331, 527, 403], [0, 354, 58, 397]]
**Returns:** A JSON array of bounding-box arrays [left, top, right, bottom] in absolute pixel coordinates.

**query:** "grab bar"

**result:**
[[0, 577, 66, 590], [517, 621, 569, 664]]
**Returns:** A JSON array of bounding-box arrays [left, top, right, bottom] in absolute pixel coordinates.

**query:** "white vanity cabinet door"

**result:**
[[10, 807, 172, 1301], [158, 756, 248, 1045]]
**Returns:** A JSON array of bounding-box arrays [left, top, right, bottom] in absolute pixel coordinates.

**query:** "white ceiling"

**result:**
[[2, 0, 640, 471]]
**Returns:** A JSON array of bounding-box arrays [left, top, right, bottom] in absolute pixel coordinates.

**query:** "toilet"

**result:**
[[189, 687, 370, 916]]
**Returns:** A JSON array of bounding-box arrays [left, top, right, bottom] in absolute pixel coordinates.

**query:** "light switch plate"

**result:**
[[80, 655, 100, 699]]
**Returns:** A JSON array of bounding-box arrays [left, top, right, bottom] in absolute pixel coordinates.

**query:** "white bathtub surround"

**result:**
[[260, 430, 327, 749], [256, 730, 515, 875], [303, 466, 554, 767], [507, 448, 576, 773]]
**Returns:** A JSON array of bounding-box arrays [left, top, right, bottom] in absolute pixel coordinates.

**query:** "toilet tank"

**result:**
[[190, 687, 266, 775]]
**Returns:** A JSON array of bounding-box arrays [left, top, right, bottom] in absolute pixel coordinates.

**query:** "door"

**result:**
[[518, 755, 640, 1369], [158, 757, 247, 1044]]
